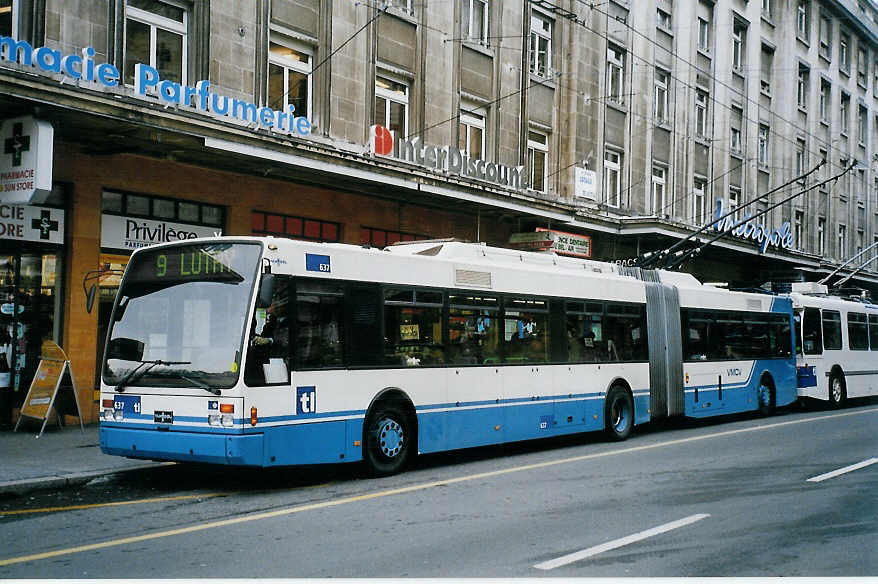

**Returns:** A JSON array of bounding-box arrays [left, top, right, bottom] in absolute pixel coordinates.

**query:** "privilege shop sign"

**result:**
[[370, 125, 524, 190], [0, 37, 312, 137], [712, 199, 793, 254], [0, 203, 64, 244], [0, 115, 53, 204], [101, 214, 222, 250]]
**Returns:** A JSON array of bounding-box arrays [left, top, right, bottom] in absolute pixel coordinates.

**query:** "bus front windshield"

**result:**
[[103, 242, 262, 390]]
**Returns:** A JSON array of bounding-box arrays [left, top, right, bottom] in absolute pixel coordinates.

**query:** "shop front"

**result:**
[[0, 200, 65, 428]]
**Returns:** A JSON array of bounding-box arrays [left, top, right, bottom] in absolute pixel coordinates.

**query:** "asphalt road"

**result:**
[[0, 400, 876, 578]]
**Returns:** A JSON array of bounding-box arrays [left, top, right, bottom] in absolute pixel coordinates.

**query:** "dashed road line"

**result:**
[[534, 514, 711, 570], [806, 458, 878, 483]]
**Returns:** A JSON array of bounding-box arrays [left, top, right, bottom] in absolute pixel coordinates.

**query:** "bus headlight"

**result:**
[[113, 410, 124, 422], [103, 409, 114, 421], [208, 414, 221, 426], [221, 415, 234, 427]]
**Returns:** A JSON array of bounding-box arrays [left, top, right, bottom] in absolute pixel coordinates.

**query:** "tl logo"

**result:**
[[296, 386, 317, 415], [370, 124, 394, 157]]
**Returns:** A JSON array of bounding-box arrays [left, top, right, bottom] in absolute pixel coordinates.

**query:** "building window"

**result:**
[[124, 0, 188, 86], [692, 178, 707, 224], [728, 186, 741, 222], [858, 105, 868, 146], [840, 92, 850, 135], [654, 70, 668, 123], [529, 13, 552, 78], [462, 0, 489, 44], [857, 229, 864, 255], [761, 0, 772, 19], [819, 80, 831, 123], [104, 191, 224, 227], [797, 0, 809, 41], [818, 217, 826, 254], [695, 89, 709, 137], [698, 17, 710, 51], [838, 223, 847, 258], [797, 65, 809, 110], [0, 0, 16, 37], [657, 8, 671, 30], [857, 46, 868, 86], [730, 106, 743, 155], [607, 46, 625, 105], [459, 109, 485, 159], [652, 166, 666, 216], [796, 139, 807, 176], [840, 33, 850, 73], [819, 12, 831, 58], [252, 211, 340, 242], [760, 44, 773, 95], [794, 210, 804, 249], [604, 149, 622, 208], [387, 0, 412, 15], [527, 131, 548, 193], [758, 125, 769, 167], [375, 74, 409, 149], [732, 22, 746, 72], [360, 226, 430, 247], [268, 38, 311, 118]]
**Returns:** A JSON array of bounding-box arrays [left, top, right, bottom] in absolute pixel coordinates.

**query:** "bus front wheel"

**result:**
[[364, 404, 413, 476], [605, 385, 633, 441]]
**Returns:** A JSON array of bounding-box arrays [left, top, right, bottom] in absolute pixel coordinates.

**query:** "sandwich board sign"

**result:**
[[14, 340, 84, 438]]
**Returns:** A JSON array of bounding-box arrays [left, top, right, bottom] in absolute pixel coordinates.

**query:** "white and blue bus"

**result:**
[[790, 284, 878, 407], [99, 237, 796, 474]]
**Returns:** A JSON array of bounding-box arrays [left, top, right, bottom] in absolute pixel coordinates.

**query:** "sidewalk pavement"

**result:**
[[0, 422, 163, 496]]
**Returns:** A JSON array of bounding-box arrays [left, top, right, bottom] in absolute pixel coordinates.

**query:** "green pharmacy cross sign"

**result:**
[[3, 123, 30, 167]]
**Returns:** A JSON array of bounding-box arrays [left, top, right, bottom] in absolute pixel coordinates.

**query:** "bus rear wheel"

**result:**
[[605, 385, 633, 441], [828, 373, 846, 408], [364, 404, 413, 476]]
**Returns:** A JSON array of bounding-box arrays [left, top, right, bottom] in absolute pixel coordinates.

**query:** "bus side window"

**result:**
[[821, 310, 842, 351], [870, 314, 878, 351], [295, 280, 344, 369], [802, 307, 823, 355]]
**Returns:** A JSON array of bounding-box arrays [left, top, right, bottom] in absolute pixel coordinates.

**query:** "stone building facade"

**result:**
[[0, 0, 876, 422]]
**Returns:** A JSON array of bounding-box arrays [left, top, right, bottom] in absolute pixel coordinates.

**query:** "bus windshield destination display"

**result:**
[[124, 243, 253, 293]]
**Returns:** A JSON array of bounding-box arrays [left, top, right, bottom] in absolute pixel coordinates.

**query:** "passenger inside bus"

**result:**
[[245, 283, 291, 385]]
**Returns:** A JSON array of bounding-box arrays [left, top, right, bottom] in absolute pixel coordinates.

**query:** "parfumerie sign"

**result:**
[[101, 214, 222, 250], [370, 125, 525, 190], [0, 37, 313, 136]]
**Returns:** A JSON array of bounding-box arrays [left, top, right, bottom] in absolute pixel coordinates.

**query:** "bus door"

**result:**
[[797, 307, 823, 393]]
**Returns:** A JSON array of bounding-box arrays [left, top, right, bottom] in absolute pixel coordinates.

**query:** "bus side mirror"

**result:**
[[256, 274, 275, 308], [86, 284, 97, 314], [107, 337, 144, 362]]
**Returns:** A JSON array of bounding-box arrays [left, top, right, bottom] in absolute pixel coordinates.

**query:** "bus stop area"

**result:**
[[0, 423, 163, 497]]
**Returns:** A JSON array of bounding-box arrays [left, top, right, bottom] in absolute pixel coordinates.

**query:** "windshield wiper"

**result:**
[[115, 359, 191, 392], [177, 373, 221, 395]]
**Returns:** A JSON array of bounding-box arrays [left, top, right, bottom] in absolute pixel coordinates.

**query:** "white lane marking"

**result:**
[[534, 513, 711, 570], [806, 458, 878, 483]]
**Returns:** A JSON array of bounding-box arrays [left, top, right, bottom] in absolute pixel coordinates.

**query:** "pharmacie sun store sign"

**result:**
[[0, 38, 313, 137], [370, 124, 525, 190]]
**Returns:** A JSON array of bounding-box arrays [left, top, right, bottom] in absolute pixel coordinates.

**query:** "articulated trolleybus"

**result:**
[[790, 282, 878, 407], [99, 237, 796, 475]]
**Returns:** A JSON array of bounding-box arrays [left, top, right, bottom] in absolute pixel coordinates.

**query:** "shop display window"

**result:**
[[252, 211, 341, 243]]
